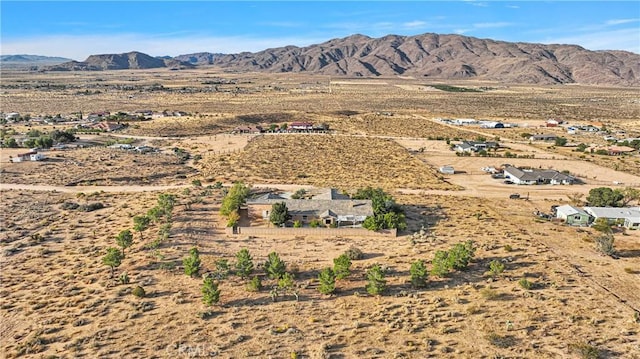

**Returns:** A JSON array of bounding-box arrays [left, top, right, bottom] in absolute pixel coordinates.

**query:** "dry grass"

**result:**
[[1, 70, 640, 358], [0, 147, 195, 186], [197, 134, 459, 190]]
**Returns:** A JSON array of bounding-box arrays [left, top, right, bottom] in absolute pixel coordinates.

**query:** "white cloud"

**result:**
[[605, 19, 638, 26], [403, 21, 428, 29], [473, 22, 513, 29], [0, 33, 328, 60], [540, 28, 640, 53]]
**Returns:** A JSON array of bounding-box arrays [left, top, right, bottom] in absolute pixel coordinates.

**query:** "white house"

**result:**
[[583, 207, 640, 230], [503, 166, 574, 185]]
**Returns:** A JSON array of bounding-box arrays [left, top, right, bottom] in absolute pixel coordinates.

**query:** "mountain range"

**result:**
[[22, 33, 640, 85]]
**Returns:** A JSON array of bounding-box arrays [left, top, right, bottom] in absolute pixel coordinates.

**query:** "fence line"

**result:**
[[225, 226, 397, 237]]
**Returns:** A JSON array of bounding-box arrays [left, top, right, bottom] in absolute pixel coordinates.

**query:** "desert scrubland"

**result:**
[[1, 69, 639, 358]]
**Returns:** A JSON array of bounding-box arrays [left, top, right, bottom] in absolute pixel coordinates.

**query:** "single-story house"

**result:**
[[232, 126, 263, 134], [439, 165, 455, 175], [530, 134, 558, 141], [289, 122, 314, 131], [453, 141, 499, 153], [246, 188, 373, 227], [555, 205, 592, 226], [503, 166, 574, 185], [11, 151, 45, 163], [583, 207, 640, 230]]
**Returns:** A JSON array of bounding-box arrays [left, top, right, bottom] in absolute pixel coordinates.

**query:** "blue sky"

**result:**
[[1, 1, 639, 60]]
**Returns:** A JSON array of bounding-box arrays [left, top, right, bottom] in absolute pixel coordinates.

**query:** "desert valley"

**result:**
[[1, 34, 640, 359]]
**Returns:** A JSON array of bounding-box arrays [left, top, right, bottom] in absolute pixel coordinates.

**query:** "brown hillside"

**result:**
[[210, 33, 639, 85]]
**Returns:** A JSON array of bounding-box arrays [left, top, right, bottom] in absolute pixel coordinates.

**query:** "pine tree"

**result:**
[[318, 267, 336, 295], [333, 254, 352, 280], [264, 251, 286, 280], [183, 247, 201, 277], [366, 265, 386, 295], [235, 248, 254, 279], [202, 276, 220, 306], [409, 260, 428, 288]]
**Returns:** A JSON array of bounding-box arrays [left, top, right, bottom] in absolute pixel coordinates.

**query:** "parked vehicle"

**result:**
[[509, 193, 521, 199]]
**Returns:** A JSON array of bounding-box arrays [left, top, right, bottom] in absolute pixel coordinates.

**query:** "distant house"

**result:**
[[583, 207, 640, 230], [453, 141, 499, 153], [555, 205, 592, 226], [503, 166, 574, 185], [546, 119, 560, 127], [439, 165, 455, 175], [232, 126, 263, 134], [91, 121, 123, 132], [529, 134, 558, 141], [246, 188, 373, 227], [11, 151, 44, 163], [289, 122, 314, 132], [607, 146, 636, 156], [5, 112, 20, 121], [479, 121, 505, 129]]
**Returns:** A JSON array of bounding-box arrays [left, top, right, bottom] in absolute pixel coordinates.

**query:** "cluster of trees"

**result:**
[[102, 193, 177, 279], [354, 187, 407, 231], [586, 187, 639, 207], [219, 182, 250, 227]]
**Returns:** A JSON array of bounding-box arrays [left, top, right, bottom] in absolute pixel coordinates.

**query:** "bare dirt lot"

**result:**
[[1, 69, 639, 358]]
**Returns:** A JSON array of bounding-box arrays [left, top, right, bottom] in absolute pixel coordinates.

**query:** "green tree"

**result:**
[[430, 250, 450, 277], [409, 260, 428, 288], [355, 187, 406, 230], [235, 248, 254, 279], [621, 187, 640, 206], [103, 247, 124, 278], [366, 265, 386, 296], [220, 182, 250, 217], [132, 215, 150, 241], [333, 254, 352, 280], [290, 189, 307, 199], [587, 187, 623, 207], [3, 137, 18, 148], [202, 276, 221, 306], [115, 229, 134, 257], [554, 137, 568, 147], [592, 217, 613, 234], [318, 267, 336, 295], [183, 247, 201, 277], [447, 240, 475, 270], [264, 251, 286, 280], [269, 202, 290, 227]]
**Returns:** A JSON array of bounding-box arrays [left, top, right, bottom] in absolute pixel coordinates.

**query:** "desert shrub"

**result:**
[[488, 260, 505, 278], [290, 189, 307, 199], [212, 259, 230, 280], [333, 254, 352, 280], [486, 332, 516, 348], [79, 202, 104, 212], [318, 268, 336, 295], [568, 342, 601, 359], [518, 278, 532, 290], [480, 287, 499, 300], [191, 179, 202, 187], [430, 250, 450, 277], [264, 252, 286, 280], [594, 234, 615, 256], [183, 247, 201, 277], [235, 248, 254, 279], [247, 276, 262, 292], [503, 244, 513, 252], [202, 277, 220, 306], [119, 271, 130, 285], [132, 286, 145, 298], [447, 240, 475, 270], [410, 260, 428, 288], [60, 202, 80, 210], [293, 220, 302, 228], [344, 246, 364, 260], [366, 265, 386, 296], [309, 219, 322, 228]]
